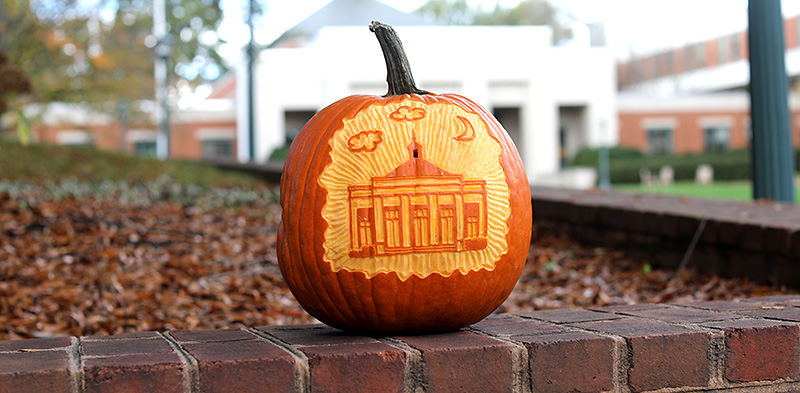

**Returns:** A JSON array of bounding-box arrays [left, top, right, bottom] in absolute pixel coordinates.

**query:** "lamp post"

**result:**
[[748, 0, 796, 203], [153, 0, 171, 160], [597, 119, 611, 189], [246, 0, 256, 162]]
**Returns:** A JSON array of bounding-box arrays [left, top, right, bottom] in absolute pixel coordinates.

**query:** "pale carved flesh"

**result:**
[[318, 100, 511, 280]]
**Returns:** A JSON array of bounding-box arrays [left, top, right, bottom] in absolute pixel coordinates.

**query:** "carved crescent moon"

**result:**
[[454, 115, 476, 141]]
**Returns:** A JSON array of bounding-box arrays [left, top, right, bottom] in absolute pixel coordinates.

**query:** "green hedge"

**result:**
[[569, 148, 755, 184]]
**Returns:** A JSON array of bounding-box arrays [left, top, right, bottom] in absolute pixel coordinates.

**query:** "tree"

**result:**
[[0, 0, 230, 107], [0, 51, 33, 115], [417, 0, 574, 44]]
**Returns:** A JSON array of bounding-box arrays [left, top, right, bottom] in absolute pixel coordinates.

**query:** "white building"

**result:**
[[239, 21, 617, 186]]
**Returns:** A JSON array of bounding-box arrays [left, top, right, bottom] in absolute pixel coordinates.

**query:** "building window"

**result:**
[[665, 51, 674, 75], [684, 46, 694, 71], [718, 36, 729, 63], [731, 34, 741, 60], [56, 130, 94, 147], [704, 127, 730, 152], [694, 43, 705, 68], [284, 110, 317, 144], [134, 141, 157, 157], [202, 139, 233, 159], [647, 128, 673, 155]]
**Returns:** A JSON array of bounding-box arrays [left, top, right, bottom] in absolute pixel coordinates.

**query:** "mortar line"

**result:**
[[465, 327, 532, 393], [161, 332, 199, 393], [373, 336, 425, 393], [248, 328, 309, 393], [69, 336, 85, 393]]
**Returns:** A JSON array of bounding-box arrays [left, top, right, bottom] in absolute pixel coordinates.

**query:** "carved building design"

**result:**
[[348, 139, 488, 257]]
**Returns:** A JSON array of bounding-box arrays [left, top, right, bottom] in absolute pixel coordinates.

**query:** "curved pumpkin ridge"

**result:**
[[303, 96, 378, 326], [285, 95, 365, 325], [281, 112, 333, 321], [318, 97, 390, 329]]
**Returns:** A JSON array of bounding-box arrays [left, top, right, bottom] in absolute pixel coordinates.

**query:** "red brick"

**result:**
[[169, 329, 255, 343], [588, 303, 666, 313], [258, 324, 376, 346], [737, 307, 800, 322], [518, 308, 622, 324], [302, 342, 405, 393], [82, 336, 174, 357], [470, 317, 566, 337], [678, 300, 756, 312], [718, 220, 743, 246], [84, 332, 161, 340], [518, 331, 615, 393], [702, 319, 800, 382], [619, 306, 739, 324], [740, 222, 765, 251], [182, 339, 296, 393], [0, 351, 72, 393], [764, 226, 793, 254], [0, 337, 71, 352], [573, 319, 711, 392], [397, 331, 515, 393], [84, 353, 184, 393]]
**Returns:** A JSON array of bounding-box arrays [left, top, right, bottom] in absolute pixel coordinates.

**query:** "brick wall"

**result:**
[[532, 187, 800, 287], [3, 296, 800, 392]]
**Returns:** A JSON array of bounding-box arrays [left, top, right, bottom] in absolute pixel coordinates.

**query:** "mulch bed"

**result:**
[[0, 190, 794, 340]]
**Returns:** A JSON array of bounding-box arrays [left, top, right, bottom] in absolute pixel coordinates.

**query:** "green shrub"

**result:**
[[570, 148, 752, 184], [268, 145, 291, 162], [569, 146, 645, 167]]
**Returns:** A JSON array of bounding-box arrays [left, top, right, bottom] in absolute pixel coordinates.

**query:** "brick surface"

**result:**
[[588, 303, 666, 314], [470, 317, 566, 337], [182, 339, 297, 393], [764, 226, 793, 254], [702, 319, 800, 382], [574, 319, 711, 392], [258, 324, 376, 347], [170, 329, 255, 343], [518, 331, 615, 393], [84, 353, 184, 393], [82, 336, 174, 357], [678, 300, 757, 312], [397, 331, 515, 393], [517, 308, 622, 324], [740, 222, 765, 251], [0, 336, 71, 352], [736, 306, 800, 322], [0, 351, 72, 393], [618, 305, 740, 324], [302, 342, 405, 393]]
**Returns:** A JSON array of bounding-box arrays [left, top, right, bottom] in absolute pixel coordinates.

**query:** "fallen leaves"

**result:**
[[1, 186, 795, 340]]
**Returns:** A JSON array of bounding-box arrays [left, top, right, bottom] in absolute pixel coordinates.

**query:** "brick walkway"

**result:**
[[3, 296, 800, 392]]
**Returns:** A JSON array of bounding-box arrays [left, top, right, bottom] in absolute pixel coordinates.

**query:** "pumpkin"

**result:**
[[277, 21, 532, 334]]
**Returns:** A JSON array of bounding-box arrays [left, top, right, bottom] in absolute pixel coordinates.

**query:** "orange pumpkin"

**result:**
[[277, 21, 532, 334]]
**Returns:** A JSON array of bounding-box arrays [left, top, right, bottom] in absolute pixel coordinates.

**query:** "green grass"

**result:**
[[614, 180, 800, 203], [0, 140, 264, 189]]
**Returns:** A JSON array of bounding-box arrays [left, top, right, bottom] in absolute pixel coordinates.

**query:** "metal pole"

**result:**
[[748, 0, 796, 203], [154, 0, 170, 160], [247, 0, 256, 162], [118, 98, 129, 153], [597, 119, 611, 189]]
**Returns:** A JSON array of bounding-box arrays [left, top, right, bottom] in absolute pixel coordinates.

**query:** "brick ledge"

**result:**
[[532, 186, 800, 286], [3, 296, 800, 393]]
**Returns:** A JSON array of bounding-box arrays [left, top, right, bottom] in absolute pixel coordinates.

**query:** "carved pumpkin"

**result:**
[[277, 21, 532, 334]]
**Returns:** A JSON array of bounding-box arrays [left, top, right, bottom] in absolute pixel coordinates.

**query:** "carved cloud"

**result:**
[[348, 130, 384, 152], [389, 106, 426, 121]]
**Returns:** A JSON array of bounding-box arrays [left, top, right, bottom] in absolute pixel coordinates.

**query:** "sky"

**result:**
[[215, 0, 800, 61]]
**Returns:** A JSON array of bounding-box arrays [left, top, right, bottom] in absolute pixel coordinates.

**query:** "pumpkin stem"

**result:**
[[370, 21, 430, 97]]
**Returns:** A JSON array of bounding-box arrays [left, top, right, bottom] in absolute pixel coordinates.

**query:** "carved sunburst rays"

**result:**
[[318, 99, 511, 281]]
